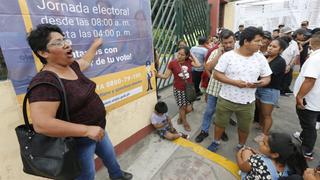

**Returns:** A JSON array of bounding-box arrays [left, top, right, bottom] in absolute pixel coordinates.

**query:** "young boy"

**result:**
[[151, 101, 189, 140]]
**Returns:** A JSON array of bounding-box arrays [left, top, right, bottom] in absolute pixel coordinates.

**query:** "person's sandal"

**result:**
[[183, 123, 191, 132], [179, 132, 190, 139]]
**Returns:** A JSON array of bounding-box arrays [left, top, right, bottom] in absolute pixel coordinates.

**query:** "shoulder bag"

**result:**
[[15, 73, 81, 180], [178, 62, 197, 102]]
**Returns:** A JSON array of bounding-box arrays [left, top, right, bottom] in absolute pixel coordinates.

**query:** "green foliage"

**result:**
[[152, 28, 176, 54]]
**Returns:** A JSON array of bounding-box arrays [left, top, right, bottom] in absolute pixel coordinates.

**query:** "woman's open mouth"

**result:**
[[66, 49, 73, 58]]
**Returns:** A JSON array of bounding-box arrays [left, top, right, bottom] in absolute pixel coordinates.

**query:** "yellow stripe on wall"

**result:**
[[17, 0, 42, 72]]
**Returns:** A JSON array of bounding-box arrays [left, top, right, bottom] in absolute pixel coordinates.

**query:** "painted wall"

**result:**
[[0, 80, 156, 179], [223, 2, 236, 31], [233, 0, 320, 32]]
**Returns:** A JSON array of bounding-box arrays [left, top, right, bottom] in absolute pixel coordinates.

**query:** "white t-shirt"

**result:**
[[281, 40, 299, 65], [151, 112, 168, 125], [294, 49, 320, 111], [215, 50, 272, 104]]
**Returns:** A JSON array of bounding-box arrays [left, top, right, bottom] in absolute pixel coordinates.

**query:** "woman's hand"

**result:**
[[92, 37, 103, 48], [85, 126, 105, 141], [239, 147, 256, 161], [285, 65, 291, 73]]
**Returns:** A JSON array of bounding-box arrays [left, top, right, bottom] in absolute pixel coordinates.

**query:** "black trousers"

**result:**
[[192, 71, 203, 94], [296, 107, 320, 153], [281, 68, 293, 92]]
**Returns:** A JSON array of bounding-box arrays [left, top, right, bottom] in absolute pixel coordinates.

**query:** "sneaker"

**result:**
[[111, 171, 133, 180], [207, 141, 220, 152], [292, 131, 302, 144], [180, 132, 190, 139], [229, 118, 237, 126], [221, 132, 229, 142], [254, 133, 265, 143], [196, 92, 203, 97], [284, 89, 293, 94], [304, 152, 314, 160], [195, 131, 209, 143], [316, 122, 320, 130]]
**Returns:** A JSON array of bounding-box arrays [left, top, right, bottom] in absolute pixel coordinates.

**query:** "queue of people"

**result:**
[[154, 21, 320, 179], [22, 20, 320, 180]]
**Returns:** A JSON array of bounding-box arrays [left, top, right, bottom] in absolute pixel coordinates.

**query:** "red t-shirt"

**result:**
[[168, 59, 193, 90]]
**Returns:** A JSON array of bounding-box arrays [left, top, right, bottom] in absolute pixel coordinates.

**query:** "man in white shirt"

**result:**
[[207, 27, 272, 152], [293, 32, 320, 160], [279, 27, 300, 95], [195, 29, 235, 143]]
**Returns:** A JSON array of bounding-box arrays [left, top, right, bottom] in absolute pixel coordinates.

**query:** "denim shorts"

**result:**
[[157, 125, 171, 138], [256, 88, 280, 105]]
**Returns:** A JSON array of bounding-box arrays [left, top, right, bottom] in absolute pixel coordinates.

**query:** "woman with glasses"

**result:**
[[26, 24, 132, 180]]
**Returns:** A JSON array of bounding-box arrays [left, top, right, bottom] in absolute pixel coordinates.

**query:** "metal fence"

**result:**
[[151, 0, 210, 90]]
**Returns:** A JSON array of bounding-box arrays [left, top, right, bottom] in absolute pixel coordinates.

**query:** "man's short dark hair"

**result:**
[[27, 24, 64, 64], [239, 24, 244, 28], [239, 26, 264, 46], [155, 101, 168, 114], [311, 31, 320, 46], [219, 29, 235, 40], [198, 36, 208, 45], [273, 29, 280, 33], [311, 28, 320, 35]]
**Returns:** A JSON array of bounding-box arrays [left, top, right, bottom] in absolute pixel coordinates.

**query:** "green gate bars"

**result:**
[[151, 0, 210, 90]]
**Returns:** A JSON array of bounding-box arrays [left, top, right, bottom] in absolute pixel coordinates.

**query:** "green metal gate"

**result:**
[[151, 0, 210, 90]]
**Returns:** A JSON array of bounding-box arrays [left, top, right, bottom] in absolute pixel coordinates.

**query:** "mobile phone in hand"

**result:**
[[303, 98, 307, 106]]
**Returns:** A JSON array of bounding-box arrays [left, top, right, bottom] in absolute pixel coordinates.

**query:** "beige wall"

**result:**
[[0, 80, 156, 179], [223, 2, 236, 31]]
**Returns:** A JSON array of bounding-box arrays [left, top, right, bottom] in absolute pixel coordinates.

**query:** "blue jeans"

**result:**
[[75, 133, 122, 180], [201, 95, 218, 132]]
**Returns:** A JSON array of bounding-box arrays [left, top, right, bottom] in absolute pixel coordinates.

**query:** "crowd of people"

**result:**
[[22, 19, 320, 179], [154, 21, 320, 179]]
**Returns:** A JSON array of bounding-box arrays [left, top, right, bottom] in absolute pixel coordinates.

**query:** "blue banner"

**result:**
[[0, 0, 154, 101]]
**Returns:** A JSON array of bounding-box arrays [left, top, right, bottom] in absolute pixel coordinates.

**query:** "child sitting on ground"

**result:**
[[237, 132, 308, 180], [151, 101, 189, 140]]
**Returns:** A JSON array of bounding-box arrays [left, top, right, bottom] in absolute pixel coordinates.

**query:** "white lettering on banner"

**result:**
[[37, 0, 90, 14], [36, 0, 130, 16], [40, 15, 75, 26], [96, 73, 142, 91], [92, 5, 130, 16], [103, 86, 143, 106]]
